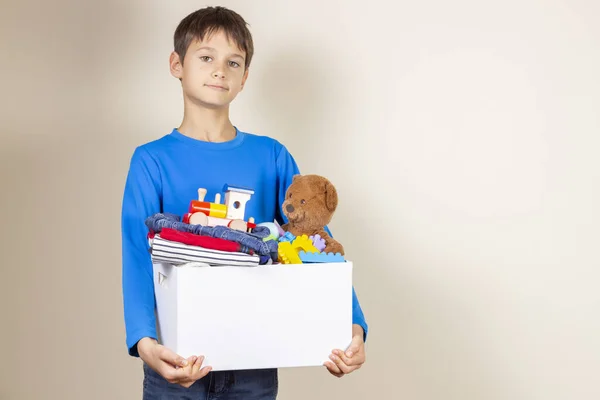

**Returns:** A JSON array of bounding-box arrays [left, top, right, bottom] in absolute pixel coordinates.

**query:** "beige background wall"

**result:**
[[1, 0, 599, 399]]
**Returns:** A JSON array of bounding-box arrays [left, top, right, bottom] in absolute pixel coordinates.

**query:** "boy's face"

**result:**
[[170, 29, 249, 109]]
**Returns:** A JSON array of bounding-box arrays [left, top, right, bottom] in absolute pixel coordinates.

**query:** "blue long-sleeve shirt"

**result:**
[[121, 127, 368, 356]]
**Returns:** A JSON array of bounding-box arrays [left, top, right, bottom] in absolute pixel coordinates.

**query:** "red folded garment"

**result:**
[[159, 228, 252, 254]]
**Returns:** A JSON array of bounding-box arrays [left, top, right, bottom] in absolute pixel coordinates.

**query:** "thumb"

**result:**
[[160, 346, 189, 367], [345, 336, 362, 358]]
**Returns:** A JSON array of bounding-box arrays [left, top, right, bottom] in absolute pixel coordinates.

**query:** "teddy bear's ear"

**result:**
[[325, 181, 338, 212], [292, 174, 300, 182]]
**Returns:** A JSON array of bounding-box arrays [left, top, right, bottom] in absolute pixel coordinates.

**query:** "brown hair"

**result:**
[[174, 6, 254, 70]]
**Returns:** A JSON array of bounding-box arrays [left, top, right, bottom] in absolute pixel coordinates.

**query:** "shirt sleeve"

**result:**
[[324, 226, 369, 342], [276, 144, 369, 342], [121, 147, 162, 357]]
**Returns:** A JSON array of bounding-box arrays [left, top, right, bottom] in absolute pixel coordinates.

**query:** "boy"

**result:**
[[121, 6, 368, 398]]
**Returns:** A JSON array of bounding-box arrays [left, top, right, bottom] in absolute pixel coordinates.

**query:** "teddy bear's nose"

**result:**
[[286, 204, 295, 213]]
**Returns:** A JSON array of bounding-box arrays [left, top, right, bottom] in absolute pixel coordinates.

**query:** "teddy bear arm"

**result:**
[[317, 229, 345, 256], [324, 240, 344, 255]]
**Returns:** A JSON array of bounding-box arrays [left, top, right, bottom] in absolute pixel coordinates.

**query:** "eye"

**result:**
[[289, 193, 292, 198], [229, 61, 240, 68], [199, 56, 212, 62], [300, 199, 306, 205]]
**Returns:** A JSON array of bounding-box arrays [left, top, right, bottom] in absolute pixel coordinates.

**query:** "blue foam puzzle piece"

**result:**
[[279, 232, 296, 242], [298, 251, 345, 263]]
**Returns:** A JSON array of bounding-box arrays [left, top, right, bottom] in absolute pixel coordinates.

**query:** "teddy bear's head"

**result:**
[[282, 174, 338, 231]]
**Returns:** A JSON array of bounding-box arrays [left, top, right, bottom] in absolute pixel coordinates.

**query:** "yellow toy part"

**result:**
[[278, 241, 302, 264], [290, 234, 319, 254]]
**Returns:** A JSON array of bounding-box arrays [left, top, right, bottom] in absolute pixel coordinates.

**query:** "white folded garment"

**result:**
[[150, 235, 260, 267]]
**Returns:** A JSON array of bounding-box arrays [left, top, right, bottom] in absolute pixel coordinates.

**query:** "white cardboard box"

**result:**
[[152, 261, 353, 371]]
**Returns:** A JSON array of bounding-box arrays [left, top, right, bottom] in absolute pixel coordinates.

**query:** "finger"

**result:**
[[159, 346, 189, 369], [167, 358, 197, 386], [197, 365, 213, 379], [161, 365, 188, 384], [333, 349, 352, 365], [185, 356, 198, 373], [323, 361, 344, 378], [324, 360, 342, 374], [192, 356, 204, 374], [187, 355, 198, 366], [186, 356, 211, 381], [334, 349, 364, 366], [330, 352, 354, 375], [192, 356, 208, 377], [344, 336, 363, 358], [161, 356, 196, 384]]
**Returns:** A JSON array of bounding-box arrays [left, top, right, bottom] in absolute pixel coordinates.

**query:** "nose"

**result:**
[[212, 62, 227, 79], [286, 204, 295, 213]]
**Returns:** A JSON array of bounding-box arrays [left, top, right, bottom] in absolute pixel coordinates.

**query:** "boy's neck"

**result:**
[[177, 102, 236, 143]]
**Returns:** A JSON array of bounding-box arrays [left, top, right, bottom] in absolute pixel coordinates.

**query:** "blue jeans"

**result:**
[[142, 363, 278, 400]]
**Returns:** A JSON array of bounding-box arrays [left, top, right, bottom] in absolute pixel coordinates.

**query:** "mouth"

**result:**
[[205, 84, 229, 91], [286, 210, 305, 223]]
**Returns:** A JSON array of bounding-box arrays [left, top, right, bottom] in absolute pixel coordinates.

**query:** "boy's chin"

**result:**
[[190, 97, 232, 110], [183, 91, 232, 106]]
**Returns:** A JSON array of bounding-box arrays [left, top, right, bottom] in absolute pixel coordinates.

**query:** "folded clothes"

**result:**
[[150, 235, 260, 267], [145, 213, 279, 260], [259, 254, 273, 265], [160, 227, 254, 255]]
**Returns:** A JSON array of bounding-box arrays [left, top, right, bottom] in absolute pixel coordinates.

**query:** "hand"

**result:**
[[137, 337, 212, 388], [324, 324, 366, 378]]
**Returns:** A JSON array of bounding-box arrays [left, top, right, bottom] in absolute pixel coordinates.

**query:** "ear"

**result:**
[[169, 51, 183, 80], [292, 174, 301, 182], [324, 181, 338, 212]]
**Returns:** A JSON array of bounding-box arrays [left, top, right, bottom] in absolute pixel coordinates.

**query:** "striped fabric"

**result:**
[[150, 235, 260, 267]]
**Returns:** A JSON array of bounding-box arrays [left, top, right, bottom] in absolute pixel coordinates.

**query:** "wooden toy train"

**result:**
[[182, 185, 257, 232]]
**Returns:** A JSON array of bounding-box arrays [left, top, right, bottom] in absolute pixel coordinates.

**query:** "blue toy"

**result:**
[[298, 251, 345, 263]]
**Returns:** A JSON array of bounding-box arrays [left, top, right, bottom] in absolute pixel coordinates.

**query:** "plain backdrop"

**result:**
[[1, 0, 599, 399]]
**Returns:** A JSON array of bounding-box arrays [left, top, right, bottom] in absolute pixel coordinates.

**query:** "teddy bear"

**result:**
[[280, 174, 345, 255]]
